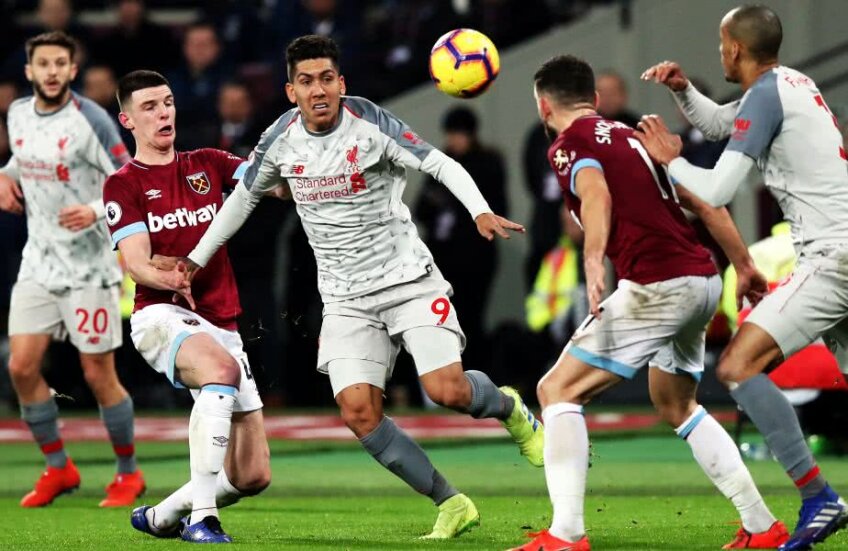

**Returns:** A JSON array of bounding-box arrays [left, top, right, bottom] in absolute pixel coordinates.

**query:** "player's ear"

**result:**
[[339, 75, 346, 96], [593, 90, 600, 110], [69, 62, 78, 81], [24, 64, 33, 83], [285, 82, 296, 105], [118, 111, 134, 131]]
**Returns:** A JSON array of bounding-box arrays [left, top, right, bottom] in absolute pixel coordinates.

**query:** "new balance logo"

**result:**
[[145, 189, 162, 200], [147, 204, 218, 233]]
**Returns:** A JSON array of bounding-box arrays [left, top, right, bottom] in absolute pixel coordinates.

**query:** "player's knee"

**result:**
[[716, 351, 744, 386], [424, 377, 470, 410], [238, 467, 271, 496], [205, 354, 241, 388], [653, 398, 694, 428], [339, 401, 381, 436], [537, 373, 582, 408], [7, 353, 39, 382]]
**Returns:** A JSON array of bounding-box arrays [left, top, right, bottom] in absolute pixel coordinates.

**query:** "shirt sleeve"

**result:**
[[725, 75, 783, 160], [202, 148, 247, 189], [549, 134, 602, 198], [102, 175, 147, 249], [0, 154, 19, 181], [79, 99, 131, 175], [668, 149, 760, 207], [241, 113, 294, 194], [672, 82, 740, 141]]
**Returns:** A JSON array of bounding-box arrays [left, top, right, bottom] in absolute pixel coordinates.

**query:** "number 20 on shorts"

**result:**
[[431, 297, 451, 326]]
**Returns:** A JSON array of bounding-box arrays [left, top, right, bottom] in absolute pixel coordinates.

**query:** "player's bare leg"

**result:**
[[79, 351, 143, 506], [718, 323, 846, 549], [649, 368, 787, 548], [138, 408, 271, 537], [9, 333, 82, 507], [332, 375, 474, 538], [406, 326, 544, 467], [511, 349, 621, 551]]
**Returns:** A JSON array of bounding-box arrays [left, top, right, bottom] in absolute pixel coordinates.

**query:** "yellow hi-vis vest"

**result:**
[[721, 222, 795, 329], [526, 237, 579, 332]]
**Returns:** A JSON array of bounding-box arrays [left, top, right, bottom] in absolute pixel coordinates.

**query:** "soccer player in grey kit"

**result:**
[[174, 35, 544, 539]]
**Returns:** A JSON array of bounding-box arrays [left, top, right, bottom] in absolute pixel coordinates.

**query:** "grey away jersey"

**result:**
[[243, 96, 445, 302], [3, 93, 129, 291], [726, 67, 848, 254]]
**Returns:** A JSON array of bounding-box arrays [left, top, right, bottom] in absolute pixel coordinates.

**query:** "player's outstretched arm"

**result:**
[[641, 61, 737, 140], [676, 185, 767, 309], [117, 232, 195, 310], [188, 182, 263, 267], [634, 115, 757, 207], [574, 167, 611, 318]]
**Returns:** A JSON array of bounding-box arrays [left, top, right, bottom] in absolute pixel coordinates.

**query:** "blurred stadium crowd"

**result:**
[[0, 1, 845, 455]]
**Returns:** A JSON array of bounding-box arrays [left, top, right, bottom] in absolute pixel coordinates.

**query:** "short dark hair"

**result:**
[[26, 31, 76, 62], [285, 35, 340, 82], [117, 70, 170, 109], [725, 5, 782, 63], [533, 55, 596, 108]]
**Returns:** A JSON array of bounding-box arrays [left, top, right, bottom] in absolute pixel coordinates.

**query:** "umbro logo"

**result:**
[[145, 189, 162, 200], [212, 435, 229, 447]]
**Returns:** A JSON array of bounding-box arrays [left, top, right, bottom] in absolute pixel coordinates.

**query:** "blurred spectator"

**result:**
[[215, 80, 264, 157], [265, 0, 364, 97], [368, 0, 459, 99], [168, 21, 229, 150], [596, 70, 640, 128], [522, 123, 563, 291], [83, 65, 118, 115], [0, 80, 18, 121], [469, 0, 552, 49], [415, 106, 506, 367], [90, 0, 178, 78], [678, 78, 727, 168], [2, 0, 87, 86], [207, 0, 264, 66]]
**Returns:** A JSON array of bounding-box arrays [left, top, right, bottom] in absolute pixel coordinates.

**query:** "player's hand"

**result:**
[[585, 257, 606, 318], [640, 61, 689, 92], [0, 174, 24, 214], [58, 204, 97, 232], [475, 212, 525, 241], [149, 255, 200, 281], [149, 255, 200, 309], [735, 266, 769, 311], [633, 115, 683, 166]]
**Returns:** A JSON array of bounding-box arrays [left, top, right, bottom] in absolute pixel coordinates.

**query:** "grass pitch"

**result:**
[[0, 434, 846, 550]]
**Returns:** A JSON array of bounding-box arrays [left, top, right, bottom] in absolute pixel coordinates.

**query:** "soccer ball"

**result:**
[[429, 29, 500, 99]]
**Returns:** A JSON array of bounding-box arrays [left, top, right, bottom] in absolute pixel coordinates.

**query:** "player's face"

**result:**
[[286, 58, 346, 133], [120, 85, 176, 152], [719, 22, 740, 83], [25, 45, 77, 106]]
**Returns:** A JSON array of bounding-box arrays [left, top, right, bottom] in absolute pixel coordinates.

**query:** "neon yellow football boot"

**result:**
[[499, 386, 545, 467], [420, 493, 480, 539]]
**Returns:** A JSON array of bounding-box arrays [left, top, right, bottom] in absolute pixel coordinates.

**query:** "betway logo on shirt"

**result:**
[[147, 204, 218, 233]]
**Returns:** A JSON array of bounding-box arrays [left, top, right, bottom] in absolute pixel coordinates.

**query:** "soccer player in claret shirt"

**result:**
[[173, 34, 542, 539], [508, 55, 789, 551], [102, 70, 273, 543], [0, 31, 143, 508], [639, 6, 848, 549]]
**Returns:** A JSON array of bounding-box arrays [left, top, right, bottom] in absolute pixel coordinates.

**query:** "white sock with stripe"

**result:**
[[677, 406, 776, 534], [544, 402, 588, 542], [147, 470, 244, 532], [188, 384, 237, 525]]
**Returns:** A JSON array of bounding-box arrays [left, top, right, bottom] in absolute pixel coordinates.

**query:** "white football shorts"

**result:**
[[318, 270, 466, 396], [565, 274, 722, 381], [129, 303, 262, 412], [8, 280, 122, 354]]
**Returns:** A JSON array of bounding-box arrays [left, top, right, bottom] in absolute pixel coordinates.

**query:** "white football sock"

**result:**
[[677, 406, 776, 534], [543, 402, 588, 542], [147, 470, 244, 532], [189, 385, 236, 525]]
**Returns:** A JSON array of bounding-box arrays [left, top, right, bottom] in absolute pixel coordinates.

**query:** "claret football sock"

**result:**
[[360, 416, 458, 505], [677, 406, 776, 534]]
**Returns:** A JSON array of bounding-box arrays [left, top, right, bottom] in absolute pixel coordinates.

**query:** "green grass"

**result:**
[[0, 435, 846, 550]]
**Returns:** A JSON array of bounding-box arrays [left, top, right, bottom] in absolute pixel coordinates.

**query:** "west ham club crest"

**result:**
[[186, 172, 211, 195]]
